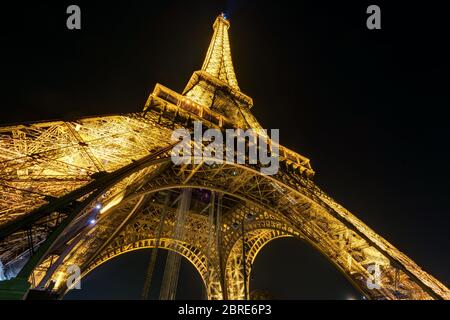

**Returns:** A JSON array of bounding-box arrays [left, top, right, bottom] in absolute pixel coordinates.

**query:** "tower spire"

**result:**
[[201, 13, 240, 90], [181, 14, 255, 127]]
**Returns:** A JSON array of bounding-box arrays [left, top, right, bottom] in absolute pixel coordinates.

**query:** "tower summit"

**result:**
[[180, 14, 259, 128], [200, 13, 239, 90]]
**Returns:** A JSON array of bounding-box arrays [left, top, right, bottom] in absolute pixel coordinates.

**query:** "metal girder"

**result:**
[[0, 14, 448, 302], [9, 155, 445, 300]]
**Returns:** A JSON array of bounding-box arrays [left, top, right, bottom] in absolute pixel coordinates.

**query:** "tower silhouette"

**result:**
[[0, 14, 448, 300]]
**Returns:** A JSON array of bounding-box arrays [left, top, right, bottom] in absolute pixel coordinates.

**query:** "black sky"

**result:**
[[1, 1, 449, 299]]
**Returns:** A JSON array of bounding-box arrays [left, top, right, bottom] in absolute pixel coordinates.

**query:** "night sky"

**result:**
[[1, 1, 449, 299]]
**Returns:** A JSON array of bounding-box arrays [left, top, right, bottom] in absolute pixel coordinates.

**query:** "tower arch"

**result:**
[[62, 237, 221, 299]]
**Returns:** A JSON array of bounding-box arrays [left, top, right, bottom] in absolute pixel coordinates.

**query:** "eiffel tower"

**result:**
[[0, 14, 448, 300]]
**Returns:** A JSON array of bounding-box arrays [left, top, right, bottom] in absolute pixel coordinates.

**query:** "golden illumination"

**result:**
[[0, 14, 449, 301]]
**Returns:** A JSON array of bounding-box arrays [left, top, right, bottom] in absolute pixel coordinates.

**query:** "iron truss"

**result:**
[[0, 14, 449, 300]]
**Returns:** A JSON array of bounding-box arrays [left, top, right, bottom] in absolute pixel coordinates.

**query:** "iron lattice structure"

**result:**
[[0, 14, 449, 300]]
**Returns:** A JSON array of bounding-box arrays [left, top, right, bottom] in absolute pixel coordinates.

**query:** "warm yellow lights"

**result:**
[[100, 192, 125, 214], [0, 14, 448, 302]]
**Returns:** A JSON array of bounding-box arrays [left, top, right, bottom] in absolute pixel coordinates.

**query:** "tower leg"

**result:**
[[141, 193, 171, 300], [159, 189, 192, 300]]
